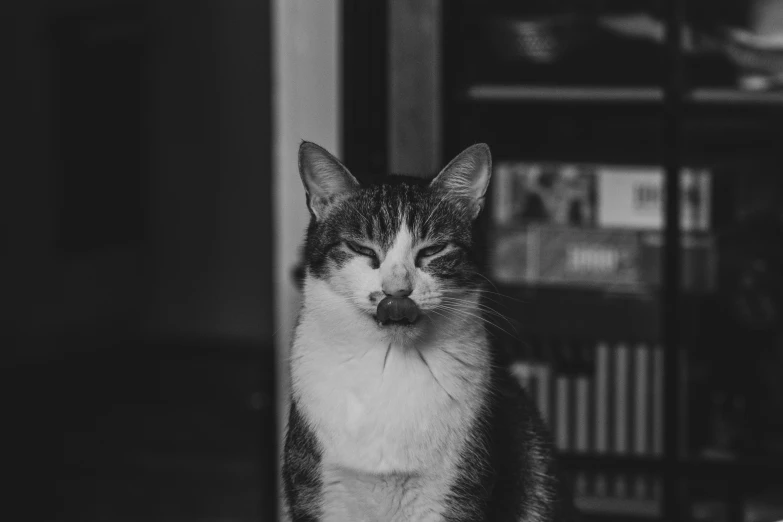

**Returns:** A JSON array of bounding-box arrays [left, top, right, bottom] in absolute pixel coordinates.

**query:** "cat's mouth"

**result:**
[[375, 296, 421, 326]]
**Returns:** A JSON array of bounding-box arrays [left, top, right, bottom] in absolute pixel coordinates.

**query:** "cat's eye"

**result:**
[[345, 241, 377, 259], [418, 243, 448, 259]]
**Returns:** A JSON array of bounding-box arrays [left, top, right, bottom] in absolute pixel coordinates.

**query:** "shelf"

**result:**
[[463, 84, 783, 105], [558, 453, 783, 481], [576, 496, 660, 519], [691, 88, 783, 105], [559, 454, 665, 473], [465, 85, 663, 103], [579, 514, 662, 522], [683, 456, 783, 480], [490, 284, 661, 344]]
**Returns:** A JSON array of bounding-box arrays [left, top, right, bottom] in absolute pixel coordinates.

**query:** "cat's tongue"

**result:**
[[376, 296, 420, 325]]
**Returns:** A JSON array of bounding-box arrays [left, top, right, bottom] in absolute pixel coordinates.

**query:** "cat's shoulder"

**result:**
[[283, 400, 323, 521]]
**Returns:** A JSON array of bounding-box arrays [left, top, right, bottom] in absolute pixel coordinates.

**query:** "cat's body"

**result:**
[[284, 142, 578, 521]]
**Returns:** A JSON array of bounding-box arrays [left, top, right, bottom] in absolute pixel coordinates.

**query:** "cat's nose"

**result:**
[[381, 263, 413, 297], [382, 284, 412, 298]]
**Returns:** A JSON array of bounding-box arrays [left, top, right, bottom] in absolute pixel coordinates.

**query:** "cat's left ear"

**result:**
[[299, 141, 360, 220], [429, 143, 492, 219]]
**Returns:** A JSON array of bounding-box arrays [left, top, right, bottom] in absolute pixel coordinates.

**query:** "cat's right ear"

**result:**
[[429, 143, 492, 220], [298, 141, 360, 220]]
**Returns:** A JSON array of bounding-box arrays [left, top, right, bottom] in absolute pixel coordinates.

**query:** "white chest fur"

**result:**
[[290, 280, 491, 519]]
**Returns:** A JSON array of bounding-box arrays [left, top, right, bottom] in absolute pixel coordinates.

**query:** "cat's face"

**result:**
[[298, 142, 492, 341]]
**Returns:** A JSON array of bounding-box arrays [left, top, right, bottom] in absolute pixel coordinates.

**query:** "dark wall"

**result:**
[[146, 0, 274, 343], [6, 0, 274, 359]]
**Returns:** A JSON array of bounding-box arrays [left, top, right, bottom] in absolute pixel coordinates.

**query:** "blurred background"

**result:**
[[6, 0, 783, 521]]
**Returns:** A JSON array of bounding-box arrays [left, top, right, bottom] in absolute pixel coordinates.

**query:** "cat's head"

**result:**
[[298, 141, 492, 341]]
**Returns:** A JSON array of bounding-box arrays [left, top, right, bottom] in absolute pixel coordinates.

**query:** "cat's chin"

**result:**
[[372, 315, 425, 341], [375, 318, 419, 328], [372, 311, 416, 324]]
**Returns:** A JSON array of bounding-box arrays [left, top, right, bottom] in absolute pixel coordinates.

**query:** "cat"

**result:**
[[283, 141, 579, 522]]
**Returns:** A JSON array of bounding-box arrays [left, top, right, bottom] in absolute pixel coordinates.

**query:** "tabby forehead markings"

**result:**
[[305, 179, 475, 281]]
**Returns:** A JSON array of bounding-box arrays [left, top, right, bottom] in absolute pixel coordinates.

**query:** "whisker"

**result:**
[[443, 288, 507, 307], [382, 342, 392, 374], [433, 303, 520, 341], [440, 306, 521, 336], [455, 269, 504, 295], [440, 348, 485, 372], [436, 296, 521, 327], [452, 285, 526, 305], [438, 295, 507, 312], [414, 346, 456, 402]]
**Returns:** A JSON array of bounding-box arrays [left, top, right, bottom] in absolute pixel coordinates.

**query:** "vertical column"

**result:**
[[389, 0, 442, 176], [662, 0, 686, 519], [272, 1, 342, 519]]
